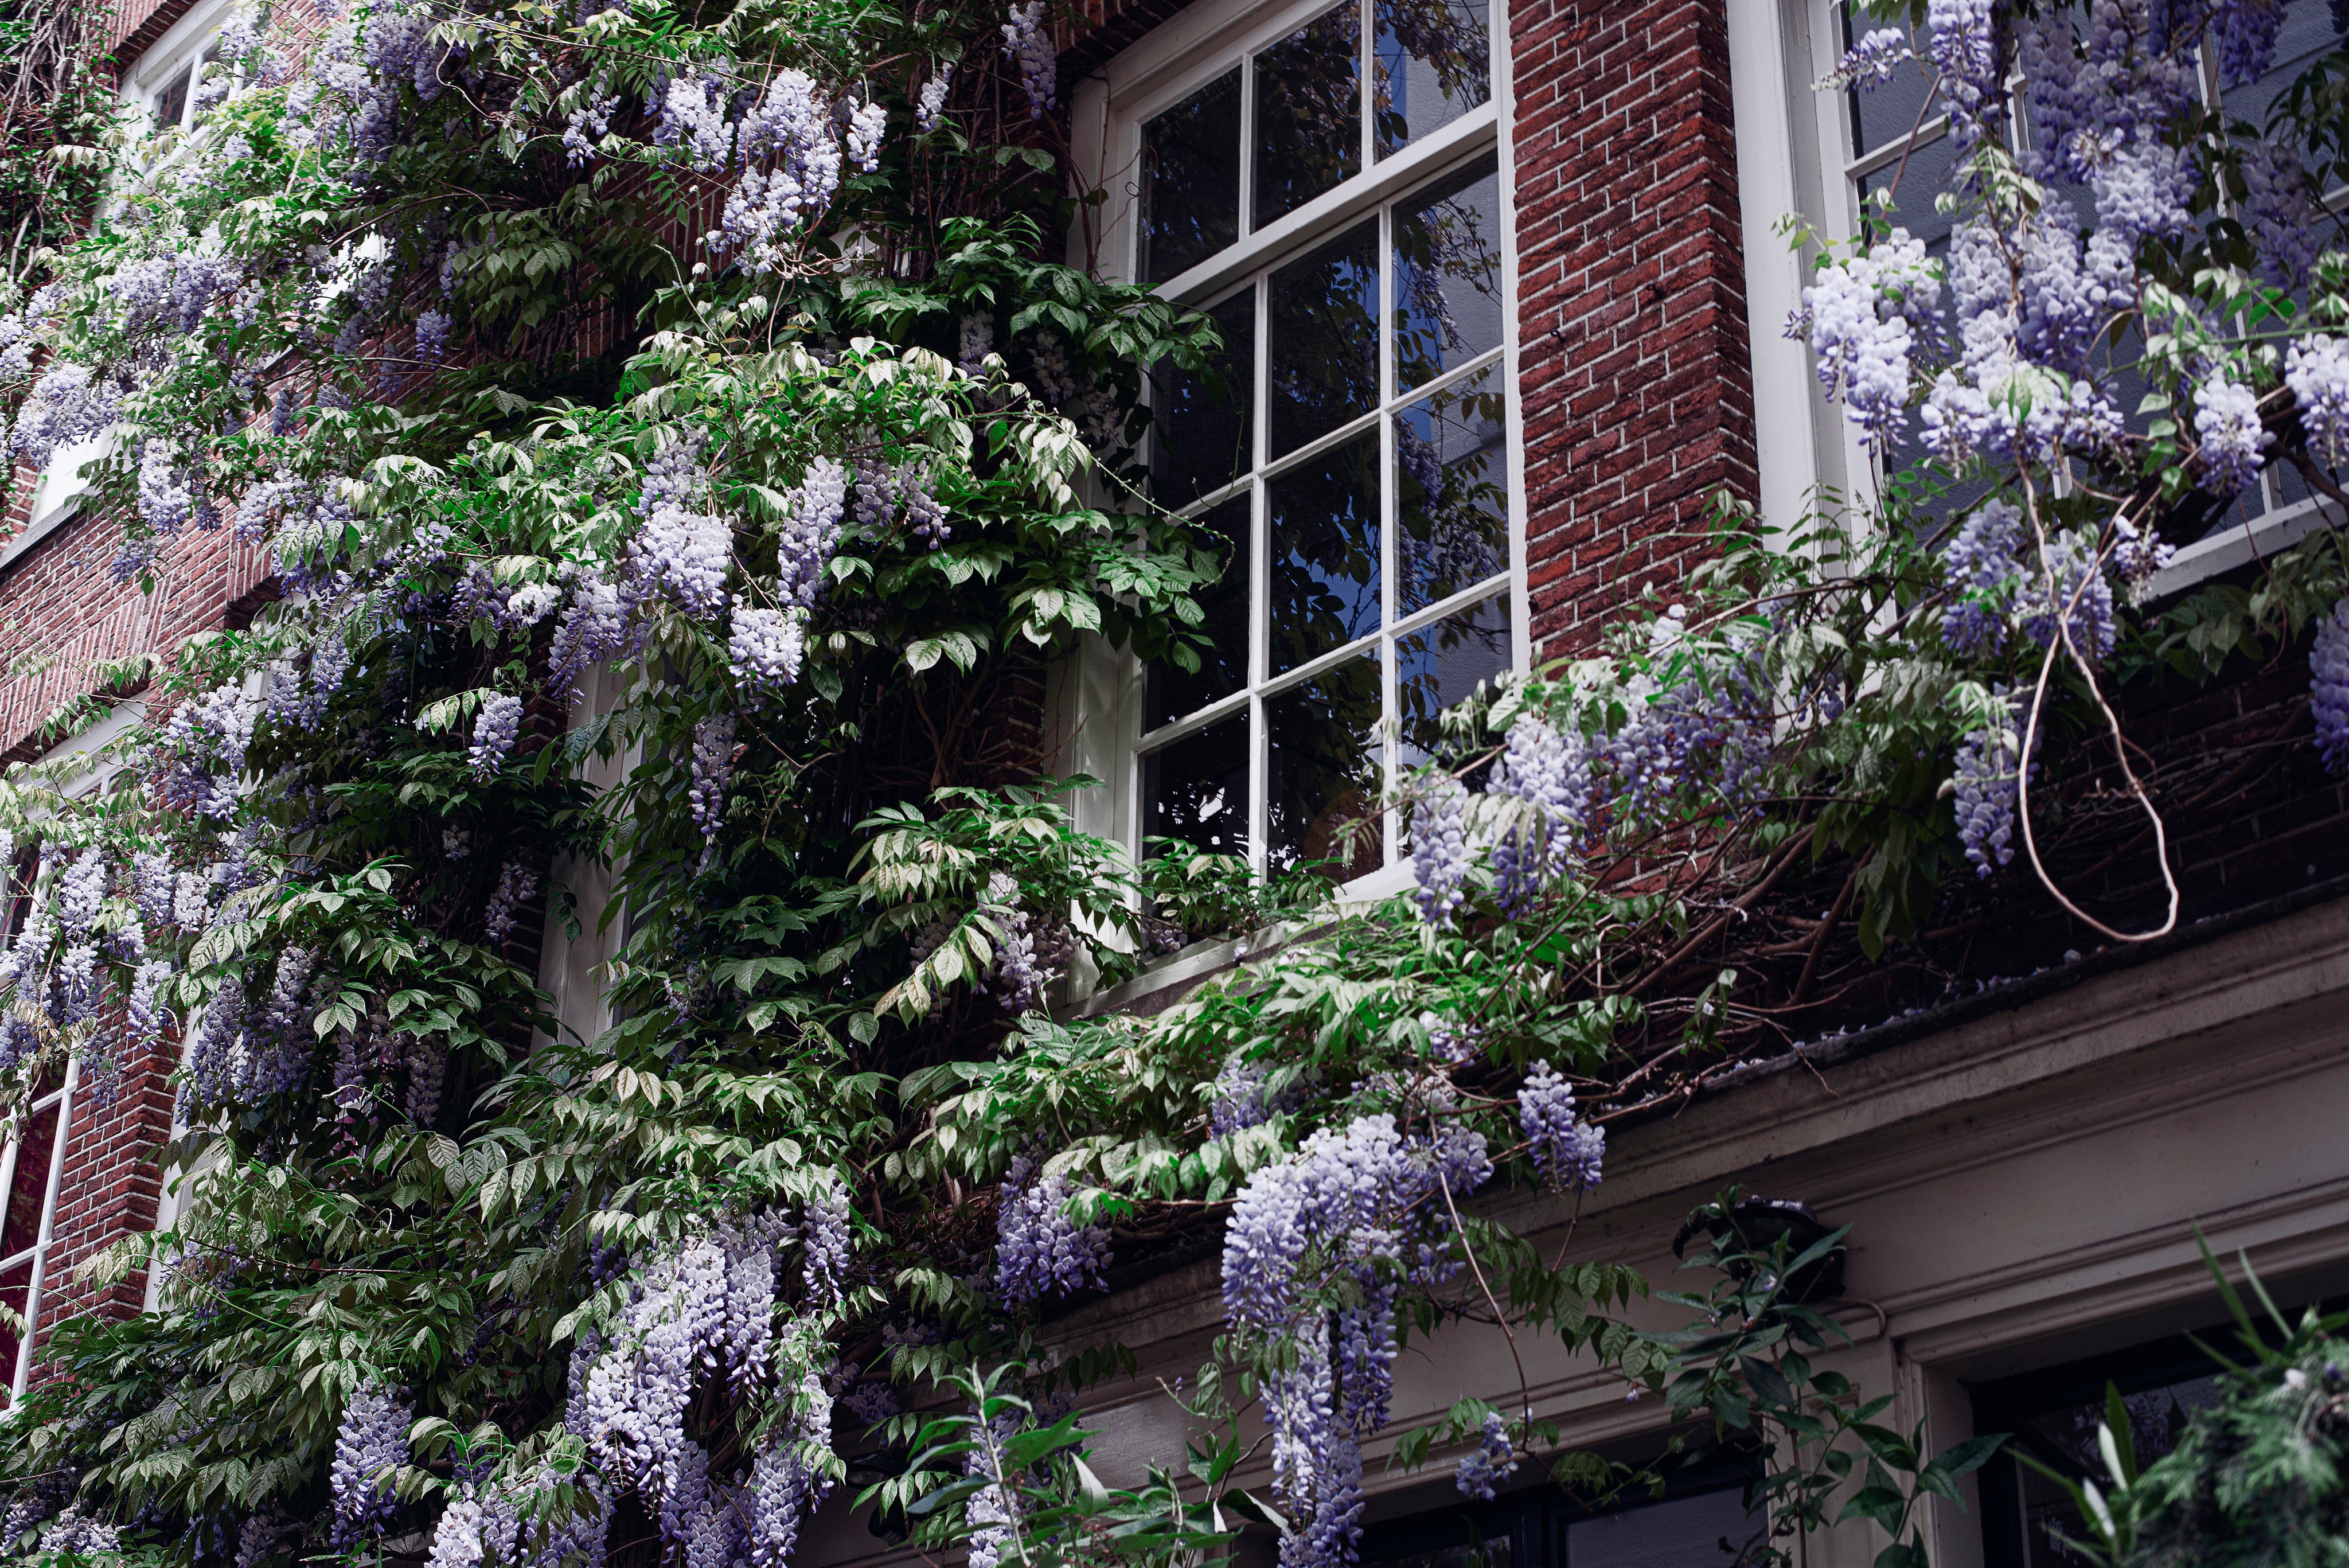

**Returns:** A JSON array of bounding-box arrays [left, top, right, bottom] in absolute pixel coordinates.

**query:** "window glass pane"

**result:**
[[1396, 362, 1507, 613], [2, 1101, 58, 1259], [1144, 715, 1251, 857], [1147, 496, 1252, 728], [1843, 6, 1935, 158], [153, 63, 193, 134], [1253, 1, 1362, 228], [1266, 657, 1383, 879], [1372, 0, 1490, 159], [2003, 1375, 2222, 1565], [1393, 154, 1503, 393], [1398, 591, 1510, 769], [1269, 219, 1379, 458], [1269, 430, 1380, 674], [2221, 0, 2344, 138], [1141, 67, 1244, 286], [1153, 291, 1255, 508], [1857, 130, 1960, 249]]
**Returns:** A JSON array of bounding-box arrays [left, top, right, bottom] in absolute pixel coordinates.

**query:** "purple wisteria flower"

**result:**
[[729, 604, 806, 696], [1517, 1061, 1602, 1191], [1798, 229, 1940, 450], [994, 1152, 1110, 1306], [2288, 336, 2349, 469], [467, 694, 523, 778], [1940, 498, 2024, 656], [1453, 1412, 1520, 1500], [482, 859, 537, 944], [2194, 375, 2271, 494], [1953, 688, 2032, 877], [1410, 776, 1472, 925], [1001, 2, 1056, 120], [1488, 713, 1590, 915], [2313, 599, 2349, 775], [330, 1383, 413, 1545]]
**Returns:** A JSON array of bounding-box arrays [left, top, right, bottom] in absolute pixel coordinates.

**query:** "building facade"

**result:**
[[5, 2, 2349, 1567]]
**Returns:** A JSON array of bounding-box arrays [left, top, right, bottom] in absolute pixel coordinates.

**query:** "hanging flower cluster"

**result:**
[[1222, 1114, 1493, 1568]]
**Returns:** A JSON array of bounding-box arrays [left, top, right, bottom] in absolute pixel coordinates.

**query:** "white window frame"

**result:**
[[1060, 0, 1528, 904], [1755, 0, 2349, 597], [125, 0, 244, 143]]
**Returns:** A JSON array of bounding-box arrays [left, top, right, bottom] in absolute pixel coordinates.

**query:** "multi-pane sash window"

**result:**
[[1127, 0, 1512, 882], [1830, 0, 2346, 535]]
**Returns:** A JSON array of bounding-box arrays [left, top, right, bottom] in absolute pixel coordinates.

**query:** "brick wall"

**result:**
[[1508, 0, 1758, 657], [27, 1038, 180, 1371]]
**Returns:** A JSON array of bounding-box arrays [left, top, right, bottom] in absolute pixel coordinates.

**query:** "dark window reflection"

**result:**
[[1153, 291, 1255, 509], [1146, 496, 1252, 729], [1842, 7, 1932, 158], [1269, 430, 1381, 674], [1270, 219, 1379, 458], [1398, 592, 1510, 769], [154, 63, 192, 132], [1254, 2, 1362, 229], [1396, 362, 1507, 614], [1144, 713, 1251, 856], [1393, 154, 1503, 393], [1373, 0, 1489, 159], [1141, 67, 1244, 287], [1266, 657, 1384, 880]]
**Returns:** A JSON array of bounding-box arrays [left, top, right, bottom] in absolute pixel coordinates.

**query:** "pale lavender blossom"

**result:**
[[2194, 375, 2270, 494], [994, 1152, 1110, 1306], [1001, 2, 1056, 120], [1410, 776, 1472, 925], [729, 605, 807, 695], [468, 694, 524, 778], [2288, 336, 2349, 467], [1517, 1061, 1602, 1190], [1453, 1412, 1519, 1500]]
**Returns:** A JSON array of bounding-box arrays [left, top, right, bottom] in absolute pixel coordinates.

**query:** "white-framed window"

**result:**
[[1064, 0, 1523, 893], [1766, 0, 2349, 591], [126, 0, 244, 142], [0, 848, 73, 1409]]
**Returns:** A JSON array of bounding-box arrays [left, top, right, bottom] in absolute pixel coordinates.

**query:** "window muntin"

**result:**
[[1140, 145, 1509, 880]]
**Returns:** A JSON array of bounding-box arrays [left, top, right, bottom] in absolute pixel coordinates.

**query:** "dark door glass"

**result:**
[[1396, 361, 1508, 614], [1398, 591, 1510, 769]]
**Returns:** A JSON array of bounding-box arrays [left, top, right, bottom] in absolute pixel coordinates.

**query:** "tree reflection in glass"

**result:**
[[1140, 67, 1243, 287], [1392, 154, 1501, 395], [1253, 1, 1361, 228], [1144, 713, 1251, 856], [1373, 0, 1489, 158], [1269, 220, 1378, 458], [1267, 656, 1384, 880], [1269, 431, 1380, 676], [1395, 362, 1507, 615], [1151, 291, 1254, 510], [1397, 592, 1510, 771], [1146, 496, 1251, 729]]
